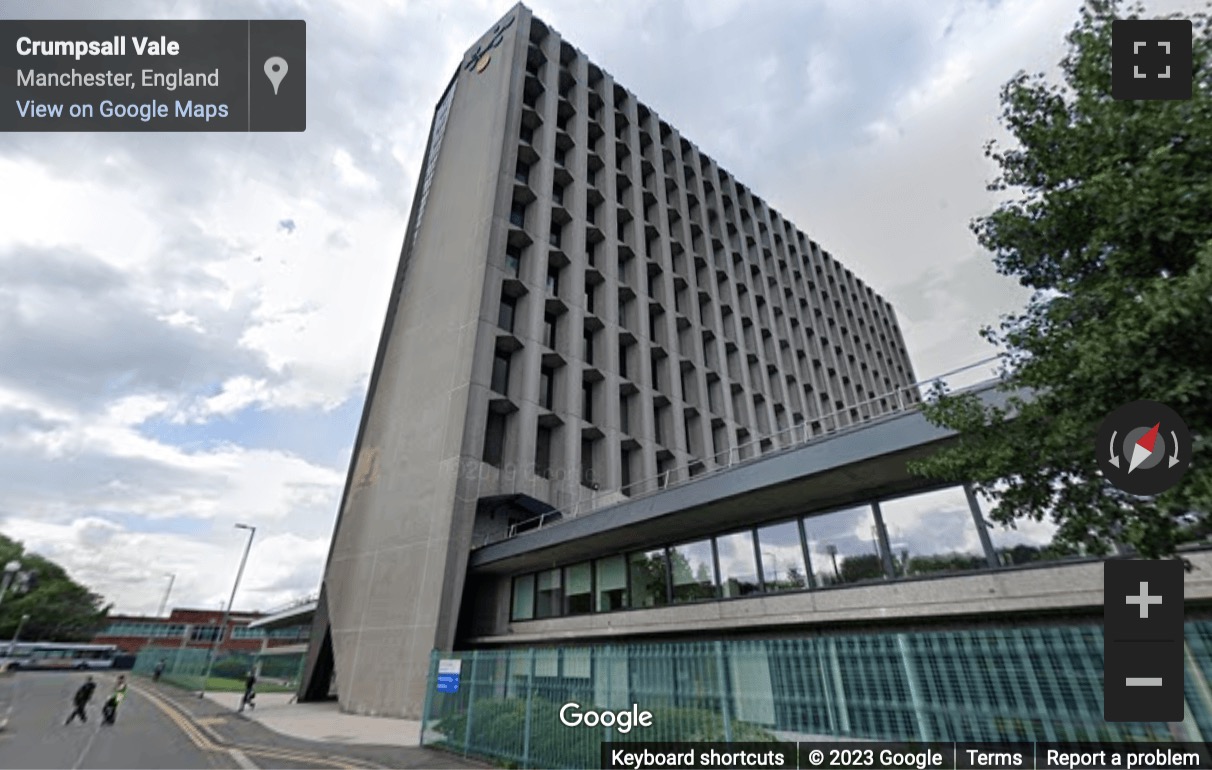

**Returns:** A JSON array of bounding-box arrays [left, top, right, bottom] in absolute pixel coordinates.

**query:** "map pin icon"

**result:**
[[264, 56, 288, 95]]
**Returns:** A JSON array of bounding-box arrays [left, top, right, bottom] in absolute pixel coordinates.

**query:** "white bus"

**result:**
[[0, 642, 118, 671]]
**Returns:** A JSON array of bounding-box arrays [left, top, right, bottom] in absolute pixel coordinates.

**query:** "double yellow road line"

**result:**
[[134, 684, 383, 769], [136, 686, 216, 750]]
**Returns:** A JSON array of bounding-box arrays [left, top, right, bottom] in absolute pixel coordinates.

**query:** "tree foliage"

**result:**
[[838, 553, 885, 584], [0, 533, 111, 641], [910, 1, 1212, 559]]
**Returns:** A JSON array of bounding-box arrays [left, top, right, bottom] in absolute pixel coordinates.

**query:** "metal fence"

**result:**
[[131, 647, 306, 694], [421, 622, 1212, 769]]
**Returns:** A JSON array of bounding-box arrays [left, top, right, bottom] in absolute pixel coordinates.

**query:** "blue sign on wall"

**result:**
[[436, 659, 461, 693]]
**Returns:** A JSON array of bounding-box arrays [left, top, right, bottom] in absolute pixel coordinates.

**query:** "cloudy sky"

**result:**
[[0, 0, 1197, 615]]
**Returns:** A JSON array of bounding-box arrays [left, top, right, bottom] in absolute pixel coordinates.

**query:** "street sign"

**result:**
[[436, 658, 462, 693]]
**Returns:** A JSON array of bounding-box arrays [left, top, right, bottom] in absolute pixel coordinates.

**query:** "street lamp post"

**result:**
[[7, 614, 29, 656], [157, 573, 176, 618], [0, 561, 21, 610], [826, 544, 840, 582], [762, 551, 779, 584], [145, 573, 176, 654], [198, 524, 256, 699]]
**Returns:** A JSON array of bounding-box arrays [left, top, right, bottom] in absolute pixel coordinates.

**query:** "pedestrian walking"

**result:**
[[64, 675, 96, 725], [238, 669, 256, 712], [152, 658, 166, 682], [101, 675, 128, 725]]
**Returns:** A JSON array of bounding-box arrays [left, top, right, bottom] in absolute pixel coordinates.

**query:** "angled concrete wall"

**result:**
[[316, 9, 528, 718]]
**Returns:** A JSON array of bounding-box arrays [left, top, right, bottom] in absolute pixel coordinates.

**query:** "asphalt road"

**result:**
[[0, 671, 224, 769], [0, 672, 484, 770]]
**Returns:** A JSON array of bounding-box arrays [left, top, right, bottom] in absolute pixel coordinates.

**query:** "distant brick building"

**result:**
[[93, 607, 304, 655]]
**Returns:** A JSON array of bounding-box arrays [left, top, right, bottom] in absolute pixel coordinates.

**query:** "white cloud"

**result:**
[[0, 156, 164, 274], [1, 392, 343, 611], [805, 51, 847, 110], [159, 310, 206, 333], [2, 514, 331, 614], [333, 148, 378, 190]]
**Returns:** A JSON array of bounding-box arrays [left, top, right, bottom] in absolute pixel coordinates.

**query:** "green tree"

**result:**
[[839, 553, 885, 583], [910, 2, 1212, 559], [782, 564, 807, 588], [905, 553, 987, 576], [0, 534, 111, 641]]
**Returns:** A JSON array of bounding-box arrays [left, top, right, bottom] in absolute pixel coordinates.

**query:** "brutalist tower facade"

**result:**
[[302, 3, 917, 717]]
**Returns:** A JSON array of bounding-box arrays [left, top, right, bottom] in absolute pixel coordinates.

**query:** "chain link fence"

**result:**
[[132, 647, 305, 693], [421, 622, 1212, 769]]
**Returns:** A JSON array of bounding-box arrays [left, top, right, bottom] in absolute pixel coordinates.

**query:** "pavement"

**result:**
[[0, 671, 489, 769], [200, 691, 420, 747]]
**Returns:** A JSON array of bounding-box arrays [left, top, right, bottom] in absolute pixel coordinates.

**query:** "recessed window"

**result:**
[[490, 352, 511, 395], [505, 245, 522, 277], [712, 424, 727, 464], [583, 327, 595, 363], [546, 266, 561, 295], [581, 436, 597, 487], [540, 367, 556, 409], [544, 313, 558, 349], [656, 456, 673, 487], [582, 381, 594, 422], [510, 202, 527, 228], [620, 445, 635, 494], [535, 425, 553, 478], [498, 294, 517, 332], [483, 411, 506, 467]]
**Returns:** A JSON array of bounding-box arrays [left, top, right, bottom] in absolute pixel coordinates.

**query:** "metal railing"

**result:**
[[262, 593, 320, 616], [421, 621, 1212, 768], [482, 354, 1006, 546]]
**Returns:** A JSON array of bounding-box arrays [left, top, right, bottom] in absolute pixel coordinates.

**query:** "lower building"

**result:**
[[395, 379, 1212, 764], [95, 607, 295, 656], [245, 599, 319, 691]]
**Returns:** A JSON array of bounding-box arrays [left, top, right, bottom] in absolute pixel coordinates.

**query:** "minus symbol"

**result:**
[[1126, 677, 1163, 686]]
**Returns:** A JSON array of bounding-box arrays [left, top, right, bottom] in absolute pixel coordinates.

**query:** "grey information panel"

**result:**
[[0, 20, 305, 131]]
